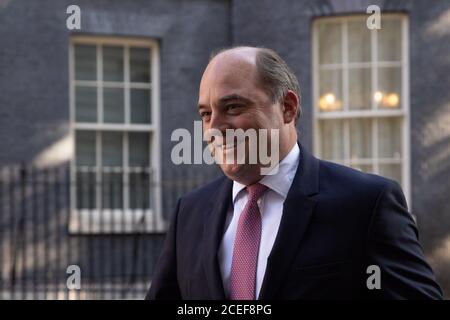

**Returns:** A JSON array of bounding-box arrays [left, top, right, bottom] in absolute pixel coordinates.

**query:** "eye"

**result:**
[[200, 111, 211, 119], [226, 104, 241, 112]]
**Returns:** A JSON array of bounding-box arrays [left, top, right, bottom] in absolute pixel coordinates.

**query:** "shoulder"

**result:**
[[172, 175, 230, 234], [317, 159, 402, 208], [319, 159, 395, 189], [312, 159, 409, 240], [178, 175, 229, 207]]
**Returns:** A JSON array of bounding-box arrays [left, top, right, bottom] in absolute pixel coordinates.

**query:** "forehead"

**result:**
[[199, 53, 264, 104]]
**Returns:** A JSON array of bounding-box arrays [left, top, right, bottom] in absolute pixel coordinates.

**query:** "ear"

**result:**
[[282, 90, 299, 124]]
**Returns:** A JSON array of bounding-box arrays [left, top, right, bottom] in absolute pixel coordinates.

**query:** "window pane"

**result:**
[[129, 172, 150, 209], [350, 119, 372, 159], [318, 22, 342, 64], [102, 171, 123, 209], [319, 119, 344, 160], [349, 68, 371, 110], [378, 19, 402, 61], [76, 171, 96, 209], [102, 132, 123, 167], [75, 44, 96, 81], [129, 132, 150, 167], [131, 89, 151, 123], [103, 46, 123, 82], [377, 67, 401, 109], [75, 86, 97, 122], [103, 88, 124, 123], [130, 48, 151, 83], [379, 164, 402, 184], [76, 131, 96, 166], [319, 69, 343, 112], [378, 118, 402, 158], [348, 20, 371, 63]]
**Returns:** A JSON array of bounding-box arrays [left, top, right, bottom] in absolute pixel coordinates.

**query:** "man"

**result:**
[[146, 46, 442, 299]]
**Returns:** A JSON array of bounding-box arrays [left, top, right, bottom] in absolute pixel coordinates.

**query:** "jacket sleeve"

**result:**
[[364, 180, 443, 299], [145, 199, 182, 300]]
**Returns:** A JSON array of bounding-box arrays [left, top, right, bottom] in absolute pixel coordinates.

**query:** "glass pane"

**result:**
[[348, 20, 371, 63], [349, 68, 371, 110], [76, 171, 96, 209], [102, 132, 123, 167], [350, 164, 373, 173], [350, 119, 372, 160], [103, 46, 123, 82], [75, 86, 97, 122], [129, 172, 150, 209], [76, 131, 96, 166], [129, 132, 150, 167], [377, 67, 401, 109], [130, 48, 151, 83], [318, 22, 342, 64], [378, 118, 402, 159], [131, 89, 151, 123], [379, 164, 402, 184], [103, 88, 124, 123], [319, 119, 344, 160], [75, 44, 96, 81], [102, 172, 123, 209], [378, 19, 402, 62], [318, 69, 343, 112]]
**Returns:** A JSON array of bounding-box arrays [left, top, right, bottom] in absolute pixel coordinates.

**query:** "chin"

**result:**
[[220, 163, 245, 179], [220, 163, 261, 185]]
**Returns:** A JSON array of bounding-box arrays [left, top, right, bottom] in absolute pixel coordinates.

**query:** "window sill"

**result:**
[[68, 209, 167, 234]]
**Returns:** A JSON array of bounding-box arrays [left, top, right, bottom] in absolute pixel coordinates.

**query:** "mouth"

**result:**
[[214, 138, 245, 150]]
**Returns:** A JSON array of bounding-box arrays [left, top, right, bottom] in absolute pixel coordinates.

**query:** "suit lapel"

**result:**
[[202, 177, 232, 299], [258, 143, 320, 300]]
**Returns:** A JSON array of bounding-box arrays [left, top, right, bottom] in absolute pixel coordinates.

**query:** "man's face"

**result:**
[[198, 51, 284, 184]]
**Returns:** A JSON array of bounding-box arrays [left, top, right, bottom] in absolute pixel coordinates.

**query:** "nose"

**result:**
[[205, 112, 233, 145]]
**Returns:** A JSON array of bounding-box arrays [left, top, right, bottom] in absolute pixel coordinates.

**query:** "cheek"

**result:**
[[228, 114, 256, 130], [253, 108, 282, 129], [230, 106, 281, 130]]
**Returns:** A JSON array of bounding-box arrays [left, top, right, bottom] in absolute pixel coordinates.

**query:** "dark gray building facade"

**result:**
[[0, 0, 449, 298]]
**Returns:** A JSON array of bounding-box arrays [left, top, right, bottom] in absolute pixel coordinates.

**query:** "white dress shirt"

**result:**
[[218, 143, 300, 299]]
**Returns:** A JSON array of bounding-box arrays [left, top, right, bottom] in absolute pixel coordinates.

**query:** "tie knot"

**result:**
[[246, 183, 268, 202]]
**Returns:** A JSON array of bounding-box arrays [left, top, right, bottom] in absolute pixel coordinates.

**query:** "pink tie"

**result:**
[[229, 183, 268, 300]]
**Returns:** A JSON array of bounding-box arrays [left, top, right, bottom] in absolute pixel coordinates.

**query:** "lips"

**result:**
[[213, 137, 245, 150]]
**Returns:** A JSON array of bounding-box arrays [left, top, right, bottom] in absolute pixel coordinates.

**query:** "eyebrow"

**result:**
[[218, 94, 253, 105], [197, 94, 253, 111]]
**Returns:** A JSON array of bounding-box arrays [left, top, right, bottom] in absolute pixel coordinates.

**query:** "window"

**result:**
[[69, 36, 164, 233], [313, 15, 410, 205]]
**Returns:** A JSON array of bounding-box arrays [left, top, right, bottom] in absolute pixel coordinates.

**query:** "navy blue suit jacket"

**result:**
[[146, 143, 442, 299]]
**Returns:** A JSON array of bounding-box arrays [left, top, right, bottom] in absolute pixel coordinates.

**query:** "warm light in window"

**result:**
[[385, 93, 399, 108], [324, 93, 335, 104], [374, 91, 400, 108], [319, 93, 342, 111], [374, 91, 383, 103]]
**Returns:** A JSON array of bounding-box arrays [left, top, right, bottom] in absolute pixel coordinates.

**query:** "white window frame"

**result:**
[[312, 14, 411, 207], [68, 36, 165, 234]]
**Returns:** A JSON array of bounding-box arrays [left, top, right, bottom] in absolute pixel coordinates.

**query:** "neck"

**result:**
[[279, 127, 298, 163]]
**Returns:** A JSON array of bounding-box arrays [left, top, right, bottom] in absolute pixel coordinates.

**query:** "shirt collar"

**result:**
[[232, 143, 300, 202]]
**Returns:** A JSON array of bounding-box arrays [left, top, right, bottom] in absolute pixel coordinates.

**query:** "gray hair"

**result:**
[[210, 46, 302, 124]]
